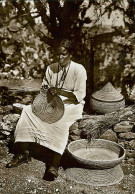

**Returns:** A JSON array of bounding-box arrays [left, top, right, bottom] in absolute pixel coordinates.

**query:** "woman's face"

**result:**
[[58, 47, 71, 67]]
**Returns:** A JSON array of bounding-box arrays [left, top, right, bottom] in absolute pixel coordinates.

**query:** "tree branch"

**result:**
[[34, 0, 51, 32]]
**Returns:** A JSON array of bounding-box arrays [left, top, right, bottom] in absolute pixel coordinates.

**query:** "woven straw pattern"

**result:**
[[90, 82, 125, 114], [68, 139, 125, 169], [65, 165, 124, 186], [92, 82, 124, 102], [32, 89, 64, 124], [90, 97, 125, 114]]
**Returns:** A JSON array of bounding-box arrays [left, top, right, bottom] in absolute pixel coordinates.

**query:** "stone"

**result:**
[[113, 121, 133, 133], [0, 114, 20, 134], [12, 103, 24, 114], [1, 105, 13, 114], [100, 129, 118, 142], [0, 133, 7, 140], [2, 114, 20, 123], [14, 97, 23, 103], [69, 122, 78, 132], [118, 140, 125, 148], [125, 150, 135, 159], [0, 106, 4, 114], [132, 125, 135, 132], [118, 132, 135, 140], [0, 122, 9, 131], [69, 122, 80, 136], [127, 158, 135, 165], [118, 139, 130, 149], [69, 122, 80, 141], [128, 114, 135, 122], [0, 145, 7, 157], [22, 95, 33, 105], [70, 129, 80, 136], [129, 140, 135, 149], [69, 135, 80, 142]]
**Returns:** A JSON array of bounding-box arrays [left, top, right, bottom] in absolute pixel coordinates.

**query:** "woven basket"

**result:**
[[67, 139, 125, 169], [32, 88, 64, 124], [90, 82, 125, 114], [65, 165, 124, 186]]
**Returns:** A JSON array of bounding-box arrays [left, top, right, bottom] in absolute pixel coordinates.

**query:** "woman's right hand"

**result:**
[[50, 87, 62, 95], [50, 87, 57, 95]]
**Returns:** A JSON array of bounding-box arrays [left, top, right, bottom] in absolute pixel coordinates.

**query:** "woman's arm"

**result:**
[[51, 88, 78, 103]]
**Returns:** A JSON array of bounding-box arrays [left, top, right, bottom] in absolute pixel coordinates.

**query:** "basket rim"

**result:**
[[92, 82, 124, 102], [91, 96, 124, 103], [68, 139, 125, 163]]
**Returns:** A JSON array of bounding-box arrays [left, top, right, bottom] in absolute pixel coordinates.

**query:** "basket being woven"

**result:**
[[32, 88, 64, 124], [67, 139, 125, 169]]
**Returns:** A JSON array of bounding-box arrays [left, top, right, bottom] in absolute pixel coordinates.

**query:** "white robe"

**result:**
[[15, 61, 87, 154]]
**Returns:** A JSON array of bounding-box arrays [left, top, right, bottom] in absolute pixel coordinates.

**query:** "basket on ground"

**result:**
[[67, 139, 125, 169]]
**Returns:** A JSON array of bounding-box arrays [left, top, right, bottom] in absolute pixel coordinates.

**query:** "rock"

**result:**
[[0, 122, 10, 131], [12, 69, 20, 76], [22, 95, 33, 105], [2, 114, 20, 123], [69, 122, 80, 142], [12, 103, 24, 114], [0, 145, 7, 157], [9, 88, 39, 96], [69, 122, 78, 131], [113, 121, 133, 133], [0, 133, 7, 140], [125, 150, 135, 159], [69, 135, 80, 142], [0, 106, 4, 114], [100, 129, 118, 142], [118, 132, 135, 140], [0, 115, 3, 122], [69, 122, 79, 135], [128, 114, 135, 122], [118, 139, 130, 149], [14, 95, 23, 103], [132, 125, 135, 132], [1, 105, 13, 114], [118, 140, 125, 148], [127, 158, 135, 165], [0, 114, 20, 135], [129, 140, 135, 149]]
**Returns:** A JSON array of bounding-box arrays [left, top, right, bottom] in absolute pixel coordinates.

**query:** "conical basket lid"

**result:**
[[92, 82, 124, 102]]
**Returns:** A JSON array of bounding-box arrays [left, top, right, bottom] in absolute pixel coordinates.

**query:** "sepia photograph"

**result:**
[[0, 0, 135, 193]]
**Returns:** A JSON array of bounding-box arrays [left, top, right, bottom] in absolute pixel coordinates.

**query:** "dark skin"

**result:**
[[50, 47, 78, 103]]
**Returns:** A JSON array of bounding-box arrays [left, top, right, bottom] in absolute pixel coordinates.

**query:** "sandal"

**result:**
[[6, 151, 31, 168]]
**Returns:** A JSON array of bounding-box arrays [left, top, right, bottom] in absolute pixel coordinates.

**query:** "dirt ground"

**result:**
[[0, 141, 135, 194]]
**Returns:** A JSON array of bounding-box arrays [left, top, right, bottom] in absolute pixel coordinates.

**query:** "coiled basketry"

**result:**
[[90, 82, 125, 114], [32, 88, 64, 124], [67, 139, 125, 169]]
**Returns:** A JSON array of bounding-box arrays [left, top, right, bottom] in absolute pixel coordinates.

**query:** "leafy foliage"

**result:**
[[0, 0, 135, 104]]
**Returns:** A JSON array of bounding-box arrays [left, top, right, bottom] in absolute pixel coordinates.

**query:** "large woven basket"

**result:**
[[90, 82, 125, 114], [67, 139, 125, 169]]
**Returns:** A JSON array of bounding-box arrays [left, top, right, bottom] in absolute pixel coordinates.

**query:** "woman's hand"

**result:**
[[50, 88, 78, 103], [50, 87, 61, 95]]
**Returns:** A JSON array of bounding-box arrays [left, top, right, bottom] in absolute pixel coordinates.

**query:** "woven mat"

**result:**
[[65, 165, 124, 186]]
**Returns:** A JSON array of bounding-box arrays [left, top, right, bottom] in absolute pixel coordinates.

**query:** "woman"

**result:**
[[6, 40, 87, 180]]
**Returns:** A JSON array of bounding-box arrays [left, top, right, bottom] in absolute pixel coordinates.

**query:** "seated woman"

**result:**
[[6, 40, 87, 180]]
